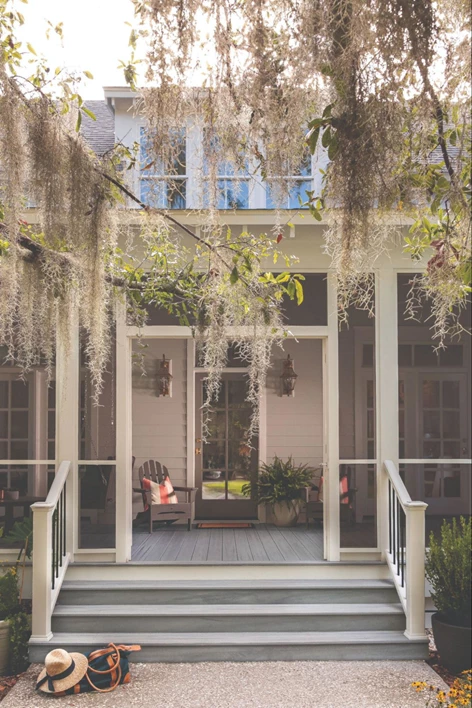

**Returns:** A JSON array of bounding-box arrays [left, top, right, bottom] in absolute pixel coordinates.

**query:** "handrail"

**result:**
[[30, 460, 71, 641], [34, 460, 70, 509], [383, 459, 412, 509], [383, 460, 427, 641]]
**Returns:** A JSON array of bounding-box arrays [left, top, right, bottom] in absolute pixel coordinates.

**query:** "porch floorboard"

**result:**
[[131, 524, 324, 563]]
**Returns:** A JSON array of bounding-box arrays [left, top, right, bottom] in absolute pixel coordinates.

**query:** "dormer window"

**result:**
[[140, 127, 187, 209]]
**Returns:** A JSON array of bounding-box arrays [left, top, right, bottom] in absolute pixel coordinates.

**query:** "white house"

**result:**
[[1, 87, 470, 663]]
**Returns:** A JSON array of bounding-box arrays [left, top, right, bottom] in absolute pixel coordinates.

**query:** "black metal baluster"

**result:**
[[388, 481, 392, 554], [400, 507, 405, 588], [63, 481, 67, 557], [396, 499, 400, 577], [392, 489, 396, 566], [51, 509, 56, 590], [59, 490, 63, 565], [54, 506, 59, 578]]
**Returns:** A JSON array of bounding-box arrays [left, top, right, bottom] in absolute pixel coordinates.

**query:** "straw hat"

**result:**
[[36, 648, 88, 693]]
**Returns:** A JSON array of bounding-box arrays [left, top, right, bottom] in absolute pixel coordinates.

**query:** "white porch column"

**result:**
[[55, 306, 79, 556], [405, 501, 428, 639], [325, 273, 340, 561], [115, 299, 133, 562], [30, 504, 53, 639], [375, 268, 399, 554]]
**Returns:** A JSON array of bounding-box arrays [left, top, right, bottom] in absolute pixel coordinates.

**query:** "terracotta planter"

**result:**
[[272, 501, 300, 527], [432, 612, 472, 674], [0, 620, 10, 676]]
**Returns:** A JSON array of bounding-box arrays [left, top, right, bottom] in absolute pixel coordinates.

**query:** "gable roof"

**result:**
[[81, 100, 115, 156]]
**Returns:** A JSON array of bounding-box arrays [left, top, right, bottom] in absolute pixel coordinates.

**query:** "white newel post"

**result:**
[[116, 299, 133, 562], [31, 504, 53, 639], [376, 269, 399, 554], [325, 273, 340, 561], [405, 501, 428, 639], [55, 307, 79, 556]]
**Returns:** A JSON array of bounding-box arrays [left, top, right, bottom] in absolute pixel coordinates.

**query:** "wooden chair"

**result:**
[[133, 460, 197, 533]]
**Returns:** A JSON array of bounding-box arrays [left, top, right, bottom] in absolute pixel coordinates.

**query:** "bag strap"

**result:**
[[85, 643, 122, 693]]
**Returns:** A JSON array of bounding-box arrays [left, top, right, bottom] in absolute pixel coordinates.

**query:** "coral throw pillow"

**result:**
[[142, 476, 177, 505]]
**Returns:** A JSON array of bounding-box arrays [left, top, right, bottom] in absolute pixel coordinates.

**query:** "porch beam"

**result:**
[[375, 269, 399, 556]]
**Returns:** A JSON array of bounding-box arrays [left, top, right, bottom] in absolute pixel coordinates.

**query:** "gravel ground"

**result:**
[[1, 660, 447, 708]]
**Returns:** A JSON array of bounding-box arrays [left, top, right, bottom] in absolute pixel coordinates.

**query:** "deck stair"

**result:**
[[29, 578, 429, 662]]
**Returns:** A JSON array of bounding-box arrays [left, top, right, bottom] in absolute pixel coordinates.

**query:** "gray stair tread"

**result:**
[[61, 579, 394, 591], [54, 603, 404, 617], [31, 631, 427, 646]]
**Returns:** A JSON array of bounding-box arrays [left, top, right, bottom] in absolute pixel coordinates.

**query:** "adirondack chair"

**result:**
[[133, 459, 197, 532]]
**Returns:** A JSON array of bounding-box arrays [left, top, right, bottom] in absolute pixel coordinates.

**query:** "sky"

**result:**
[[18, 0, 136, 99]]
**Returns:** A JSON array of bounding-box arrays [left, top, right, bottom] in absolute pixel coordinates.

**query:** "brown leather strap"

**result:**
[[85, 643, 122, 693]]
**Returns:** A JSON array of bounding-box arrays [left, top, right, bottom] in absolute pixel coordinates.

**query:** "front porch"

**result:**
[[130, 524, 324, 563]]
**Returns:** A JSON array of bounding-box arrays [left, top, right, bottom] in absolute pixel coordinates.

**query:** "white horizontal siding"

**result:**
[[266, 339, 323, 471]]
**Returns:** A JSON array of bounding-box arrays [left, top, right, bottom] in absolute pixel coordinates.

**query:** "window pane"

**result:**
[[0, 441, 7, 458], [10, 441, 28, 459], [443, 381, 459, 408], [398, 345, 412, 367], [10, 411, 28, 439], [415, 345, 438, 367], [48, 411, 56, 440], [288, 180, 312, 209], [423, 440, 440, 458], [228, 379, 247, 406], [206, 410, 226, 439], [442, 411, 460, 439], [11, 381, 29, 408], [440, 346, 463, 367], [10, 469, 28, 495], [423, 381, 440, 408], [228, 409, 251, 439], [0, 382, 8, 408], [443, 441, 460, 458], [0, 411, 8, 438], [218, 179, 249, 209], [423, 411, 440, 438], [203, 441, 225, 471]]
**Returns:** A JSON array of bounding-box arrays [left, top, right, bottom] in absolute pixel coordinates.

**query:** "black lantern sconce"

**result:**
[[157, 355, 173, 397], [280, 354, 298, 396]]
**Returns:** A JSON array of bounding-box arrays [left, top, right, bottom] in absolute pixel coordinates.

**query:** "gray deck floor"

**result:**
[[131, 524, 324, 563]]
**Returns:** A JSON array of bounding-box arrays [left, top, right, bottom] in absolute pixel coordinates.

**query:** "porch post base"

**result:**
[[30, 633, 53, 642], [404, 630, 427, 641]]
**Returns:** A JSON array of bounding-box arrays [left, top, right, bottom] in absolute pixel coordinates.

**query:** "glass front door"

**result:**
[[195, 374, 259, 519]]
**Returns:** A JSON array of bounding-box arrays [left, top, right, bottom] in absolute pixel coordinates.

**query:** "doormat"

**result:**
[[197, 522, 255, 529]]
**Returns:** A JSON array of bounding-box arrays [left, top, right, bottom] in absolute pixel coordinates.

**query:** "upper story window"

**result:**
[[266, 152, 312, 209], [140, 127, 187, 209], [203, 134, 250, 209]]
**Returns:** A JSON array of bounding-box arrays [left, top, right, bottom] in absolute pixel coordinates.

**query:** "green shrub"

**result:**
[[7, 610, 31, 674], [242, 456, 313, 506], [425, 516, 471, 627], [0, 568, 19, 620]]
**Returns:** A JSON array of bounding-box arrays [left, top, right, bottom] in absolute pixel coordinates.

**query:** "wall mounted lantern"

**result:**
[[157, 355, 173, 397], [280, 355, 298, 396]]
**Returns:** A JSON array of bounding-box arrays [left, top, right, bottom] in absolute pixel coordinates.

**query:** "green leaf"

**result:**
[[230, 266, 239, 284], [82, 106, 96, 121], [295, 279, 304, 305], [307, 127, 320, 155], [83, 70, 94, 80], [75, 110, 82, 132], [26, 42, 36, 56], [321, 127, 331, 149], [309, 204, 322, 221], [328, 133, 339, 160]]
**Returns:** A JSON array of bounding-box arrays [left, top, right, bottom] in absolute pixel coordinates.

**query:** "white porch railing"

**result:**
[[30, 460, 71, 640], [384, 459, 428, 640]]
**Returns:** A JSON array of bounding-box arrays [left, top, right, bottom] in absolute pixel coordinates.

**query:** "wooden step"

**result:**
[[29, 630, 429, 663], [57, 578, 399, 606], [52, 602, 406, 633]]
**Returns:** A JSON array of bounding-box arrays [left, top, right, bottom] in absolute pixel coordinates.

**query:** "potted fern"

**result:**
[[242, 456, 313, 527], [426, 516, 471, 674]]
